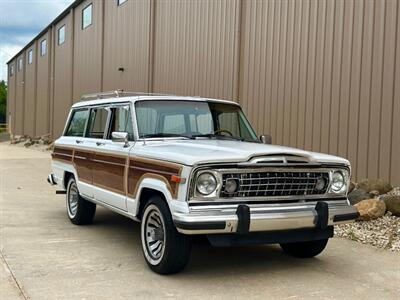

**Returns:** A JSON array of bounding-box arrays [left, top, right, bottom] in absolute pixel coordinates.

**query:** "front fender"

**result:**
[[130, 177, 189, 218]]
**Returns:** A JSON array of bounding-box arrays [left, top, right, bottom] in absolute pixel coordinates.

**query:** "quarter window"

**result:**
[[58, 25, 65, 45], [18, 58, 23, 71], [87, 107, 109, 139], [117, 0, 127, 6], [82, 4, 92, 29], [40, 39, 47, 56], [65, 109, 89, 137], [28, 50, 33, 64], [108, 106, 134, 140]]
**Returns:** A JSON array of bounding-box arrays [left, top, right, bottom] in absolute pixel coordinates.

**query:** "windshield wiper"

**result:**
[[192, 133, 244, 141], [140, 133, 194, 139]]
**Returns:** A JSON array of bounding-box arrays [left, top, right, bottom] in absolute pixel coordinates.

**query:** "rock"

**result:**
[[381, 195, 400, 216], [387, 187, 400, 197], [348, 189, 371, 205], [355, 199, 386, 221], [349, 181, 356, 193], [357, 179, 393, 195]]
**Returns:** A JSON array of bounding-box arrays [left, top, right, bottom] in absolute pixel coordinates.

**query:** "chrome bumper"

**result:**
[[173, 200, 358, 235]]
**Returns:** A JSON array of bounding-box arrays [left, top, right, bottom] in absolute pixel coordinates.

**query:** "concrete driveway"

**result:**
[[1, 143, 399, 300]]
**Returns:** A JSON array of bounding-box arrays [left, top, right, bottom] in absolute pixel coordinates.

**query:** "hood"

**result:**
[[132, 139, 350, 166]]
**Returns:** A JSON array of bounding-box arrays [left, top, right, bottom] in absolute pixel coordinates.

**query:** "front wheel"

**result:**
[[280, 239, 329, 258], [141, 196, 192, 274]]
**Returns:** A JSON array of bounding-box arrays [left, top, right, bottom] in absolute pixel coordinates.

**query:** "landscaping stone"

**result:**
[[381, 194, 400, 216], [354, 199, 386, 221], [348, 189, 372, 205], [357, 179, 393, 195]]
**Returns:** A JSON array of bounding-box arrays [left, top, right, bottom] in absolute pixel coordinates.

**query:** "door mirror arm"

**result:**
[[111, 132, 129, 147]]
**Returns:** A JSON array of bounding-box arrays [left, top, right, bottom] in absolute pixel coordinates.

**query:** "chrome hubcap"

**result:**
[[144, 209, 165, 261], [68, 182, 79, 217]]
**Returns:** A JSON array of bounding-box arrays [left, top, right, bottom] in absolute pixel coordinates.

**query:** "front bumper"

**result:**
[[173, 200, 358, 235]]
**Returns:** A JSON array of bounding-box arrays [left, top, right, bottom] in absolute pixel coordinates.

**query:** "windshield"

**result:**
[[135, 100, 259, 142]]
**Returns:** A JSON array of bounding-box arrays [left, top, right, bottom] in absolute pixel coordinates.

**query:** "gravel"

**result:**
[[335, 212, 400, 252]]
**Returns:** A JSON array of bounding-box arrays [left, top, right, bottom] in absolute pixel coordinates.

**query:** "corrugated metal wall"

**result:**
[[72, 0, 103, 100], [102, 0, 150, 92], [239, 0, 400, 185], [6, 0, 400, 185], [152, 0, 238, 99], [53, 14, 74, 137], [23, 44, 36, 136]]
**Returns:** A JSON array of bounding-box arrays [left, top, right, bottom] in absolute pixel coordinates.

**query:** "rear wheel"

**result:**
[[280, 239, 329, 258], [141, 196, 192, 274], [66, 177, 96, 225]]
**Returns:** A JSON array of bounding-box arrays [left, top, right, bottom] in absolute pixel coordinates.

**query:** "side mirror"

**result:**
[[112, 132, 129, 147], [260, 134, 272, 144]]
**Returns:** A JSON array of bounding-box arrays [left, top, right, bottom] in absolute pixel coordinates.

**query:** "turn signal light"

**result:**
[[171, 175, 186, 184]]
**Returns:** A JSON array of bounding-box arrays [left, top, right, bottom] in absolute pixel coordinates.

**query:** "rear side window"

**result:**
[[87, 107, 109, 139], [65, 109, 88, 137]]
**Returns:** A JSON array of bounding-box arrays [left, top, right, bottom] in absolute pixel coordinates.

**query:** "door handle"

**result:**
[[75, 140, 83, 144], [96, 142, 105, 146]]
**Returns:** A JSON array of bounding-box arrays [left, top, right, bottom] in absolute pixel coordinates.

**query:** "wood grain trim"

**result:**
[[127, 157, 182, 199], [52, 146, 74, 162], [51, 146, 184, 199]]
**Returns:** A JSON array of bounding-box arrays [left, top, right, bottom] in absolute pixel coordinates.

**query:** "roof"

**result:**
[[7, 0, 83, 64], [71, 95, 240, 108]]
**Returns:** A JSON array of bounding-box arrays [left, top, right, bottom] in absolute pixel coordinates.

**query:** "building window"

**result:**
[[58, 25, 65, 45], [82, 4, 92, 29], [117, 0, 127, 6], [9, 65, 14, 76], [28, 49, 33, 64], [18, 58, 23, 71], [40, 39, 47, 56]]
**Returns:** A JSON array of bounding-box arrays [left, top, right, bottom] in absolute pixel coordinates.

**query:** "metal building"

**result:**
[[6, 0, 400, 186]]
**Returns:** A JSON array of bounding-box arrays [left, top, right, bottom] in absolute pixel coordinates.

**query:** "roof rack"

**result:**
[[80, 90, 175, 101]]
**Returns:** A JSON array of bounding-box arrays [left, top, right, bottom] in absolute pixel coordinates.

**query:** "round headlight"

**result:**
[[224, 178, 238, 194], [331, 171, 345, 192], [196, 172, 217, 195]]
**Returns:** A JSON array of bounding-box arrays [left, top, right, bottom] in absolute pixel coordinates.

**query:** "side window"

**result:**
[[82, 4, 93, 29], [108, 106, 134, 140], [86, 107, 109, 139], [65, 109, 88, 137], [40, 39, 47, 56]]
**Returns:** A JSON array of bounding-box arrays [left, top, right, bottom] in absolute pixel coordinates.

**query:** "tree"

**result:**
[[0, 80, 6, 124]]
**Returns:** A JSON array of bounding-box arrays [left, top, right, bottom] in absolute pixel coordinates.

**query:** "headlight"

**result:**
[[330, 170, 347, 193], [196, 172, 217, 195]]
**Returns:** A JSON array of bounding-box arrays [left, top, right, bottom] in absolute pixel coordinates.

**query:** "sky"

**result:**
[[0, 0, 75, 82]]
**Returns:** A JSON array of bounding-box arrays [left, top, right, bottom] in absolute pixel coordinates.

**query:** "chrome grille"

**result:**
[[221, 171, 329, 198]]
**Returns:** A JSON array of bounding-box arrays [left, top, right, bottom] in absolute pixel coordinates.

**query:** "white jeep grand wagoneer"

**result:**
[[48, 91, 358, 274]]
